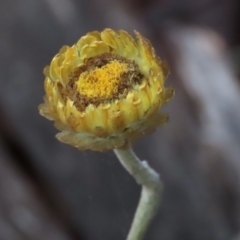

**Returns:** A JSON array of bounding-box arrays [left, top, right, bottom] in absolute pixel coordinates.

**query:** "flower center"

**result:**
[[76, 60, 128, 99], [60, 53, 144, 111]]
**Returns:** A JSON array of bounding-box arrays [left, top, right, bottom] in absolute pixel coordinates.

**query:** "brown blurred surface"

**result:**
[[0, 0, 240, 240]]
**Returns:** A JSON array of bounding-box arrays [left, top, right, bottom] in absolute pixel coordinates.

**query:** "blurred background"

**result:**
[[0, 0, 240, 240]]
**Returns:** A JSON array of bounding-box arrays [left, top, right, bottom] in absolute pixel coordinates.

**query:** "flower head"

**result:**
[[39, 29, 174, 151]]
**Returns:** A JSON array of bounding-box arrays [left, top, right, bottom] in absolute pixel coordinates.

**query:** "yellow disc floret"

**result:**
[[76, 60, 128, 99]]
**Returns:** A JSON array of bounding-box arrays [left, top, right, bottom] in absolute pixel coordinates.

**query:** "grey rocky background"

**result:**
[[0, 0, 240, 240]]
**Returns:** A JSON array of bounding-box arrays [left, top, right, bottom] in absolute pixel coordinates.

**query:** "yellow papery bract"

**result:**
[[80, 41, 109, 60], [101, 30, 127, 55], [39, 28, 174, 151]]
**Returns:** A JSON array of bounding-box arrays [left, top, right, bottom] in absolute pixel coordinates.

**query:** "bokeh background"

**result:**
[[0, 0, 240, 240]]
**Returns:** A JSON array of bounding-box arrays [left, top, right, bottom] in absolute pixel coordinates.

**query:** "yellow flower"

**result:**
[[39, 29, 174, 151]]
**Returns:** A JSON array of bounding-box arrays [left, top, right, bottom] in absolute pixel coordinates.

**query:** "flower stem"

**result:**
[[113, 147, 162, 240]]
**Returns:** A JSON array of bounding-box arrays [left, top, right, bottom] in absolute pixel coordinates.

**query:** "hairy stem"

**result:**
[[113, 148, 162, 240]]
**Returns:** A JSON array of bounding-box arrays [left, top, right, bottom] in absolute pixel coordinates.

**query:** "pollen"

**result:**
[[76, 60, 128, 99]]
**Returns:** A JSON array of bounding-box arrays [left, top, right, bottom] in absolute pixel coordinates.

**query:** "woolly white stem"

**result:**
[[113, 147, 162, 240]]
